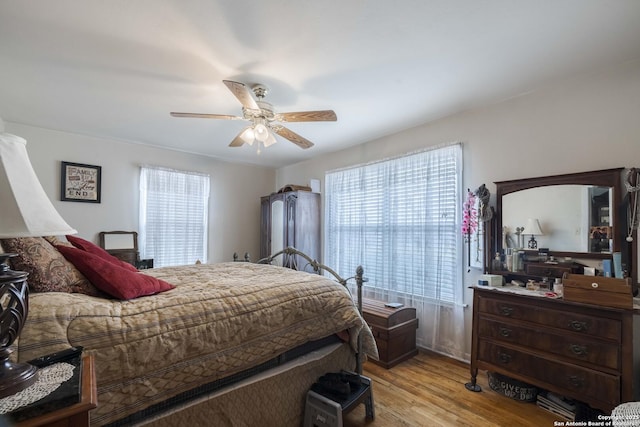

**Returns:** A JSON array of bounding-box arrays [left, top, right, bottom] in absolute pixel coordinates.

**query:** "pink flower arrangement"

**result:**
[[462, 190, 478, 238]]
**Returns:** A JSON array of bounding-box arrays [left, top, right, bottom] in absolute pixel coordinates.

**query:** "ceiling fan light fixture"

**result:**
[[263, 131, 277, 147], [239, 127, 255, 145], [254, 122, 269, 142]]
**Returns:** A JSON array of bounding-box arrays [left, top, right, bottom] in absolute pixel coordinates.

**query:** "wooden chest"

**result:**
[[361, 298, 418, 369], [562, 273, 633, 309]]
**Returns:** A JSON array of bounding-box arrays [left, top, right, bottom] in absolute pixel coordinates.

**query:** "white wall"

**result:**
[[278, 58, 640, 189], [276, 58, 640, 359], [5, 122, 275, 263]]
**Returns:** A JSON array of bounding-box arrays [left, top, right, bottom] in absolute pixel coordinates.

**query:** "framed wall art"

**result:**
[[60, 161, 102, 203]]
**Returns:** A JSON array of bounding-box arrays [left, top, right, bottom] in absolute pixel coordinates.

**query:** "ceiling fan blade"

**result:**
[[272, 126, 314, 149], [278, 110, 337, 122], [170, 112, 243, 120], [229, 127, 255, 147], [223, 80, 260, 110]]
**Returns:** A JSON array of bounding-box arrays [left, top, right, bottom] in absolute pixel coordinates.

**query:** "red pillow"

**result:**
[[66, 234, 139, 272], [57, 245, 174, 300]]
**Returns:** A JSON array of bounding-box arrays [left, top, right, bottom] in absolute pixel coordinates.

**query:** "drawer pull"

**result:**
[[499, 327, 512, 337], [568, 320, 589, 332], [498, 352, 512, 364], [569, 344, 588, 357], [568, 375, 584, 388], [499, 306, 514, 317]]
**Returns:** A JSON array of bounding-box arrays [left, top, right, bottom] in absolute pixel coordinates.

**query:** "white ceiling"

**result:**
[[1, 1, 639, 168]]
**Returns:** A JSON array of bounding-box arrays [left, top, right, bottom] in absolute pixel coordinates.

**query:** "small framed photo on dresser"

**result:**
[[60, 161, 102, 203]]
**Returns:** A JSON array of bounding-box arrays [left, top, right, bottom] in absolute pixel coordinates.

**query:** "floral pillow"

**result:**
[[0, 237, 105, 297], [44, 235, 73, 247]]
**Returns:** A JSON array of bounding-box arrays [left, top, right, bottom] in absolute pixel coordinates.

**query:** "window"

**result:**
[[139, 166, 210, 267], [324, 143, 462, 304]]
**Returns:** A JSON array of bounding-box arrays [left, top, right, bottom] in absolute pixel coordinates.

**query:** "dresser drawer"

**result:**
[[478, 295, 621, 340], [479, 341, 619, 406], [478, 316, 620, 370]]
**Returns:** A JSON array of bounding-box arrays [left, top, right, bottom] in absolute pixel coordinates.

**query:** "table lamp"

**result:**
[[0, 131, 77, 398], [523, 218, 544, 250]]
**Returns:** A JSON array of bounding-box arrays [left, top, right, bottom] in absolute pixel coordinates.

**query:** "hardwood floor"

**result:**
[[343, 351, 563, 427]]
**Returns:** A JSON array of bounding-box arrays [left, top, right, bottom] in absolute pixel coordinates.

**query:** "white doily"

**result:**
[[612, 402, 640, 427], [0, 362, 75, 414]]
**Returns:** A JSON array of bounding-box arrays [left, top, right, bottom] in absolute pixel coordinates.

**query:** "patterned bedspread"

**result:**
[[17, 262, 377, 426]]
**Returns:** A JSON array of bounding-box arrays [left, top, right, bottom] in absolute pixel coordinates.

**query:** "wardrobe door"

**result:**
[[292, 191, 320, 267], [259, 191, 320, 269], [271, 196, 285, 266], [259, 196, 271, 260]]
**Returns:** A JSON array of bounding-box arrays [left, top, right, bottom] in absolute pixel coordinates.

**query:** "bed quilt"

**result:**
[[17, 262, 377, 426]]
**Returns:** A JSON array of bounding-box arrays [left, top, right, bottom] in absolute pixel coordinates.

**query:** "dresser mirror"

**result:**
[[494, 168, 628, 264], [503, 185, 612, 253]]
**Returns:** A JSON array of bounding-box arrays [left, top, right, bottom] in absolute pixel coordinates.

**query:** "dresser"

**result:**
[[467, 287, 639, 412]]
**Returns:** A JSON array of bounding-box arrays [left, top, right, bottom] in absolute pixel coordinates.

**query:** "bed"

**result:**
[[3, 237, 377, 426]]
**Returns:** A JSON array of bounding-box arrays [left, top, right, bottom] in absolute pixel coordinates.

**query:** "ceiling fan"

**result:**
[[170, 80, 337, 150]]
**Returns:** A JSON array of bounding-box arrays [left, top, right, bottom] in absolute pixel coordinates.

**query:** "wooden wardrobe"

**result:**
[[260, 190, 320, 269]]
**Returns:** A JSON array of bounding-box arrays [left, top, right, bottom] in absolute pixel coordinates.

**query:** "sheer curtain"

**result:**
[[139, 165, 210, 267], [324, 142, 466, 360]]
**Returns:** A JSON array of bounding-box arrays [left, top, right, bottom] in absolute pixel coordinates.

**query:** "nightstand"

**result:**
[[136, 258, 154, 269], [13, 354, 97, 427]]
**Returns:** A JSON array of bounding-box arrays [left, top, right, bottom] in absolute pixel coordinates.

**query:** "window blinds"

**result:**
[[324, 143, 462, 303], [139, 166, 210, 267]]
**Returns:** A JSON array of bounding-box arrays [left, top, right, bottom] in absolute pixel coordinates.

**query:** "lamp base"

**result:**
[[0, 253, 38, 398], [0, 359, 38, 398]]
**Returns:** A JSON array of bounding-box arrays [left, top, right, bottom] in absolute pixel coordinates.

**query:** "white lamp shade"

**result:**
[[523, 218, 544, 236], [0, 133, 77, 238]]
